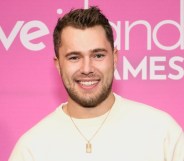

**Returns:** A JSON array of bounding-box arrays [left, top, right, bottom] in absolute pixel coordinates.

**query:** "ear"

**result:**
[[54, 56, 61, 74], [113, 48, 118, 69]]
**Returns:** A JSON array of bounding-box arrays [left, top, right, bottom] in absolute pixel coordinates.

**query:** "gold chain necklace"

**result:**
[[67, 106, 112, 153]]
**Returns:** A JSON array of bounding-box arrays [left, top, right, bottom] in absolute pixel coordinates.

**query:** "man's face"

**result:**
[[55, 25, 117, 107]]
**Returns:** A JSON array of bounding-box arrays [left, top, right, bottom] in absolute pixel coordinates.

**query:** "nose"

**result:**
[[80, 57, 94, 75]]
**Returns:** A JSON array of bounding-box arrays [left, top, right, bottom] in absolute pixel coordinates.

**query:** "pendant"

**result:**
[[86, 142, 92, 153]]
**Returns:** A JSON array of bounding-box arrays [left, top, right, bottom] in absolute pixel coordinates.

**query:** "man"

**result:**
[[9, 6, 183, 161]]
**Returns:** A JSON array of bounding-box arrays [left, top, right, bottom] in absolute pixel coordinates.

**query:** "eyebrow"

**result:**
[[65, 51, 81, 57], [65, 48, 108, 57], [91, 48, 108, 53]]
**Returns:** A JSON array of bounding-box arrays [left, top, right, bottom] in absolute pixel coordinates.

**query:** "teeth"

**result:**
[[79, 81, 98, 86]]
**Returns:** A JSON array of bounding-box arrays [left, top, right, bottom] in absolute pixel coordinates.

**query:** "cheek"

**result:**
[[98, 60, 114, 73], [95, 63, 114, 81], [60, 65, 79, 80], [61, 68, 72, 79]]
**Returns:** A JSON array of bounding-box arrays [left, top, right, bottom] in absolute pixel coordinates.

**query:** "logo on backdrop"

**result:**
[[0, 21, 49, 51], [0, 0, 183, 80]]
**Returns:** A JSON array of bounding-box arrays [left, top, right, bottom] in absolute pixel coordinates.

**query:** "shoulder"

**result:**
[[16, 103, 67, 146], [113, 93, 183, 134]]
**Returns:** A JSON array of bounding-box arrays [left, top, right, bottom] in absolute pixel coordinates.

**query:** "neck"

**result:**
[[63, 92, 115, 119]]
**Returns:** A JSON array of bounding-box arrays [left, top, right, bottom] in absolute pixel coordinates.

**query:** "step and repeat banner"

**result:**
[[0, 0, 184, 161]]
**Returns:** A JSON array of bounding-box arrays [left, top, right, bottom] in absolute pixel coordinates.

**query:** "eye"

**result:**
[[94, 53, 105, 60], [67, 55, 80, 62]]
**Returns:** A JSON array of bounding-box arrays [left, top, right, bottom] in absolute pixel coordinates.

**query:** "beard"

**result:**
[[62, 74, 113, 108]]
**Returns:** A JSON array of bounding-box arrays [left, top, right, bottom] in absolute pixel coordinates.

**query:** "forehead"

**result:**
[[60, 25, 111, 52]]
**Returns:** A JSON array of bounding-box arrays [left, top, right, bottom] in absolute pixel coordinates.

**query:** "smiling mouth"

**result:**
[[79, 81, 99, 86], [75, 79, 100, 89]]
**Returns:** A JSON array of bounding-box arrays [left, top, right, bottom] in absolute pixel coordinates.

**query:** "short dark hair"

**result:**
[[53, 6, 114, 58]]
